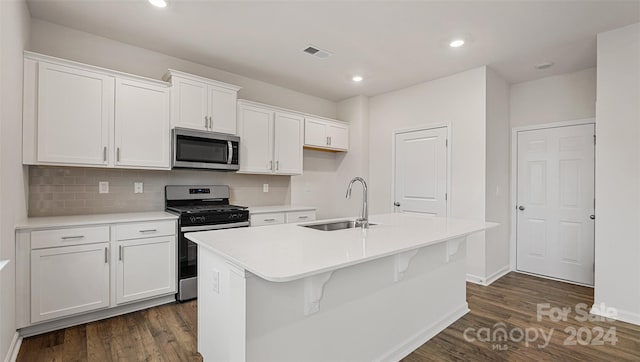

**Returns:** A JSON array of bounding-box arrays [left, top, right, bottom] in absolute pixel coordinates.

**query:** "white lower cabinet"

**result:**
[[250, 208, 316, 227], [116, 236, 176, 305], [17, 216, 177, 329], [31, 242, 110, 323]]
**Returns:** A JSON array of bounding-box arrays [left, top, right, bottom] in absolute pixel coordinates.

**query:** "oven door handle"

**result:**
[[181, 221, 249, 232], [227, 141, 233, 165]]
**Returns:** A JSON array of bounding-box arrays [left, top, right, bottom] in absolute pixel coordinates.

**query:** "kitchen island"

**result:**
[[186, 213, 496, 361]]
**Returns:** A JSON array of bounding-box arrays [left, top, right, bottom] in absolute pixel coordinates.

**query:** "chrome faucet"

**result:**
[[346, 177, 369, 228]]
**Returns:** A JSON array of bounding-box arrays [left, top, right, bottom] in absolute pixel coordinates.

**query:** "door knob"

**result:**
[[518, 205, 525, 211], [394, 202, 401, 207], [590, 215, 595, 220]]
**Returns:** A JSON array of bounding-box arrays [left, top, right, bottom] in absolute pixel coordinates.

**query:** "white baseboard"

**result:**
[[19, 295, 175, 337], [377, 303, 469, 362], [3, 332, 22, 362], [591, 304, 640, 326], [466, 265, 510, 286]]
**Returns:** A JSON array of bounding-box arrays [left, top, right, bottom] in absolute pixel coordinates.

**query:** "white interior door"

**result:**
[[393, 127, 448, 216], [516, 124, 595, 285]]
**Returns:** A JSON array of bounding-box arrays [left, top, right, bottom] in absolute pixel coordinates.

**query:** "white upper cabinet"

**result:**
[[274, 112, 304, 174], [170, 76, 209, 131], [304, 117, 349, 151], [237, 101, 303, 175], [238, 104, 273, 174], [23, 52, 171, 170], [164, 70, 241, 134], [208, 86, 238, 135], [35, 62, 113, 166], [115, 78, 171, 169]]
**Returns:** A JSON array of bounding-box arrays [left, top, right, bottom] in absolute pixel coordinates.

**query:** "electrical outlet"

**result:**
[[263, 184, 269, 193], [99, 181, 109, 194], [134, 182, 144, 194]]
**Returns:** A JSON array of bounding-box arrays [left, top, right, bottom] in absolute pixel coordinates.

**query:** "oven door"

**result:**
[[177, 221, 249, 301], [172, 128, 240, 171]]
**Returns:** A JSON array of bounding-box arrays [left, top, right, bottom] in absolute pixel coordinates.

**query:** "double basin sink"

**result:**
[[301, 219, 376, 231]]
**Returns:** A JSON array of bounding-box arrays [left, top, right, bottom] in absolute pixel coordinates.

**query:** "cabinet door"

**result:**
[[304, 118, 328, 148], [116, 236, 176, 305], [37, 62, 112, 166], [171, 77, 209, 131], [274, 112, 304, 175], [31, 243, 110, 323], [327, 123, 349, 150], [237, 105, 274, 173], [115, 79, 170, 169], [208, 86, 238, 135]]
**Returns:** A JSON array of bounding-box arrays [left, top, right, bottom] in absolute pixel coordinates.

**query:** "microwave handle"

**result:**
[[227, 141, 233, 164]]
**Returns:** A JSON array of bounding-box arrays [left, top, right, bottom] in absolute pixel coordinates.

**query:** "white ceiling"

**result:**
[[27, 0, 640, 101]]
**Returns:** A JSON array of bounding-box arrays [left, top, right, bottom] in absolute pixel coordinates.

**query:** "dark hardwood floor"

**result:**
[[17, 272, 640, 361]]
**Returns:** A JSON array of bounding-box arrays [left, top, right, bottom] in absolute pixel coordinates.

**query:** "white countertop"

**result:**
[[249, 205, 316, 214], [15, 211, 178, 230], [187, 213, 496, 282]]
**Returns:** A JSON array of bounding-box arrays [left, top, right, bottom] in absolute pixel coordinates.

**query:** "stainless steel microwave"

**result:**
[[172, 128, 239, 171]]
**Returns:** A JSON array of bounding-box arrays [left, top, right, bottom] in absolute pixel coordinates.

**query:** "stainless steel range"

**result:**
[[165, 185, 249, 302]]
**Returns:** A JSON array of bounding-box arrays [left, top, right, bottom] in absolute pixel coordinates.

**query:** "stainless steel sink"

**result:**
[[301, 220, 376, 231]]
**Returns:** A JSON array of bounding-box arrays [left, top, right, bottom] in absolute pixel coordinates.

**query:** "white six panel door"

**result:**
[[394, 127, 448, 216], [516, 124, 595, 285]]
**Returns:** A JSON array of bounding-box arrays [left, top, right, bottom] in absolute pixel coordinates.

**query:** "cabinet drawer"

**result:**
[[31, 226, 110, 250], [286, 210, 316, 223], [115, 220, 176, 241], [250, 212, 285, 227]]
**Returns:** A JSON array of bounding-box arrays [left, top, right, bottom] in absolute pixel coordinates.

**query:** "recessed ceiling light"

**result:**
[[449, 39, 465, 48], [352, 76, 363, 82], [535, 61, 554, 70], [148, 0, 167, 8]]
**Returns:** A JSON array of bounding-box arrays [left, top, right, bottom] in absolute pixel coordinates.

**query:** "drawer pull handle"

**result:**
[[139, 229, 157, 233], [264, 218, 276, 222], [104, 247, 108, 263], [119, 245, 124, 261], [61, 235, 84, 240], [298, 216, 309, 219]]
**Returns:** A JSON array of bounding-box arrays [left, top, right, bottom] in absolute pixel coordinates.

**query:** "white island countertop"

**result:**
[[186, 213, 496, 282]]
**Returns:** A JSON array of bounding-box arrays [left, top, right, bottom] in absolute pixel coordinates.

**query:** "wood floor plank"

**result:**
[[16, 272, 640, 361]]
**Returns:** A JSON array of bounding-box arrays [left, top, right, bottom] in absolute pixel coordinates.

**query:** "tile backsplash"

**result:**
[[29, 166, 291, 217]]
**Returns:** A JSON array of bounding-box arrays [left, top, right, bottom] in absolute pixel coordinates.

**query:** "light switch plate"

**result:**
[[212, 269, 220, 294], [99, 181, 109, 194], [263, 184, 269, 193], [134, 182, 144, 194]]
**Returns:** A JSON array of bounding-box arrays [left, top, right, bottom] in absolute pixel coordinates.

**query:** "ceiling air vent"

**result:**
[[303, 45, 332, 59]]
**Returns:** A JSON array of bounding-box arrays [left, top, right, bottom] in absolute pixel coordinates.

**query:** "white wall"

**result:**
[[510, 67, 596, 128], [0, 0, 30, 358], [368, 67, 488, 278], [593, 23, 640, 325], [485, 68, 511, 279], [29, 19, 337, 119], [290, 96, 369, 219]]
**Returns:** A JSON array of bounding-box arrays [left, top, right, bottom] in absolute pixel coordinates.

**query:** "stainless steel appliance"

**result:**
[[165, 185, 249, 301], [172, 128, 240, 171]]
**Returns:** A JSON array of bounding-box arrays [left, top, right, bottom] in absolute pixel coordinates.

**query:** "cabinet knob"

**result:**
[[394, 202, 400, 207], [590, 214, 595, 220], [518, 205, 525, 211]]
